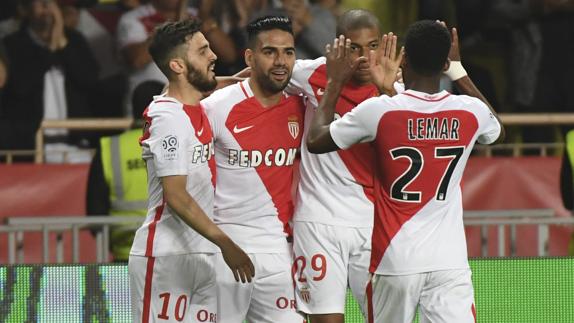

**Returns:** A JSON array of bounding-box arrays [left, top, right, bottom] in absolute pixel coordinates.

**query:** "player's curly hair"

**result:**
[[404, 20, 451, 76], [246, 16, 293, 49], [149, 19, 202, 79]]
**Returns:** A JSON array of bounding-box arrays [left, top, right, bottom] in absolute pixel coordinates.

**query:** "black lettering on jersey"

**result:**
[[192, 142, 214, 164], [227, 148, 297, 168], [407, 117, 460, 141]]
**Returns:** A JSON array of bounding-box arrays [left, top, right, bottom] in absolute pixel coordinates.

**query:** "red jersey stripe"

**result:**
[[145, 201, 165, 257]]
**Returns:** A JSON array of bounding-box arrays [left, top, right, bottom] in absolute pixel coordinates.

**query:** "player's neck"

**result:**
[[166, 81, 203, 106], [404, 76, 442, 94], [248, 78, 283, 108]]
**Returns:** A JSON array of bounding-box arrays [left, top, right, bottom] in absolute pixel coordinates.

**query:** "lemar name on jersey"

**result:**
[[193, 141, 214, 163], [228, 148, 298, 168], [407, 117, 460, 141]]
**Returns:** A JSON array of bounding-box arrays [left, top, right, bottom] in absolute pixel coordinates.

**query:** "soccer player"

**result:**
[[128, 19, 254, 323], [307, 20, 504, 323], [287, 9, 401, 323], [201, 16, 306, 323]]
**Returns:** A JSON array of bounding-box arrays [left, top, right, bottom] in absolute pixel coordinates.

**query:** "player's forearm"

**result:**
[[307, 79, 343, 153], [163, 187, 230, 249], [454, 75, 506, 143]]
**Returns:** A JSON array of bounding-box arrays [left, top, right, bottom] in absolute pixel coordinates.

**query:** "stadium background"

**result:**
[[1, 0, 574, 322]]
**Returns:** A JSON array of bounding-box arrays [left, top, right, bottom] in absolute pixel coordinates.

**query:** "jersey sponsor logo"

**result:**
[[288, 115, 300, 140], [196, 309, 216, 322], [276, 297, 297, 309], [228, 148, 297, 167], [162, 135, 179, 160], [233, 124, 254, 134], [192, 141, 214, 164], [407, 117, 460, 141]]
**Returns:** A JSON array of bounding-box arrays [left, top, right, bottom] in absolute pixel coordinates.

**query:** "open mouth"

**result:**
[[270, 69, 288, 80]]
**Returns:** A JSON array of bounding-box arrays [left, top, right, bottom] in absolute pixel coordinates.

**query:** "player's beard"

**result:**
[[185, 60, 217, 92], [258, 67, 291, 93]]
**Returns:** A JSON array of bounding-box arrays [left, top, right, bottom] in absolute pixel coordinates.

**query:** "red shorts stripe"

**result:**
[[142, 256, 156, 323], [366, 278, 374, 323], [145, 202, 165, 257]]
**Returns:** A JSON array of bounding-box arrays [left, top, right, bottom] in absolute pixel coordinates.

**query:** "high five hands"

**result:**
[[325, 33, 403, 95]]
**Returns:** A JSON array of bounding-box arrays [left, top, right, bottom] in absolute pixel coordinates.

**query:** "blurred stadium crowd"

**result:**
[[0, 0, 572, 157]]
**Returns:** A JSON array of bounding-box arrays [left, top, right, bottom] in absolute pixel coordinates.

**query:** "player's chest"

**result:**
[[221, 102, 304, 150]]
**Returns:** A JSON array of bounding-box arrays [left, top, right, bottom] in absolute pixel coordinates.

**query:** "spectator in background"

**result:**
[[255, 0, 336, 59], [0, 0, 99, 156], [117, 0, 237, 115], [86, 80, 164, 262], [311, 0, 342, 17]]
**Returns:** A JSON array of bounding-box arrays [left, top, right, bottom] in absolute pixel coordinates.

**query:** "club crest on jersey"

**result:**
[[162, 135, 178, 160], [288, 115, 300, 139], [300, 286, 311, 303]]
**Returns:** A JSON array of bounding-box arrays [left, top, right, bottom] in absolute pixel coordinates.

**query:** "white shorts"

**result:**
[[129, 254, 217, 323], [367, 269, 476, 323], [292, 221, 372, 315], [214, 252, 305, 323]]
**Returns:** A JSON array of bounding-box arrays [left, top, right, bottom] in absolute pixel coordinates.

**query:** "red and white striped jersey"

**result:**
[[289, 58, 379, 228], [130, 95, 217, 257], [201, 79, 305, 253], [329, 89, 501, 275]]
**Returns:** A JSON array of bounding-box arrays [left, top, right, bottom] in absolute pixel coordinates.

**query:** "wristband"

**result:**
[[445, 61, 467, 81]]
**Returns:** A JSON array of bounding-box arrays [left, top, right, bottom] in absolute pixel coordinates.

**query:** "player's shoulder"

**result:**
[[146, 95, 184, 118], [447, 94, 489, 114], [202, 81, 247, 110], [294, 57, 326, 73]]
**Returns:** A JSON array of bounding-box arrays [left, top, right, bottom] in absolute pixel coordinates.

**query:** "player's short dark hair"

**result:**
[[336, 9, 381, 37], [149, 19, 202, 79], [404, 20, 451, 76], [246, 16, 293, 49]]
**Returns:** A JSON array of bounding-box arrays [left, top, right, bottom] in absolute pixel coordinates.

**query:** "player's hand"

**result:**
[[437, 20, 461, 62], [368, 32, 403, 96], [325, 35, 366, 86], [220, 240, 255, 283]]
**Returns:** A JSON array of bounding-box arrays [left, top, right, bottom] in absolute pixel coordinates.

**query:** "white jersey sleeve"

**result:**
[[329, 96, 386, 149], [472, 99, 501, 144], [287, 57, 326, 105], [141, 103, 193, 177]]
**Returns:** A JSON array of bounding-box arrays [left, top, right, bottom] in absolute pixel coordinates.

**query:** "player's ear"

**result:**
[[443, 58, 451, 72], [169, 58, 185, 75], [244, 48, 254, 68]]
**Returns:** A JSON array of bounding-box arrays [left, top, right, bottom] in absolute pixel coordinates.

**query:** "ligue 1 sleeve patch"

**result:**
[[162, 135, 179, 160]]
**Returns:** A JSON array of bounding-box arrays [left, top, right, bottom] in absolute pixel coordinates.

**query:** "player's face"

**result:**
[[345, 27, 381, 85], [247, 30, 296, 93], [184, 32, 218, 92]]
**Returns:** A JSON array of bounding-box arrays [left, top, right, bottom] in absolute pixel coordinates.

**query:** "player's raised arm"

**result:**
[[307, 35, 366, 153], [440, 21, 506, 143], [161, 175, 255, 283]]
